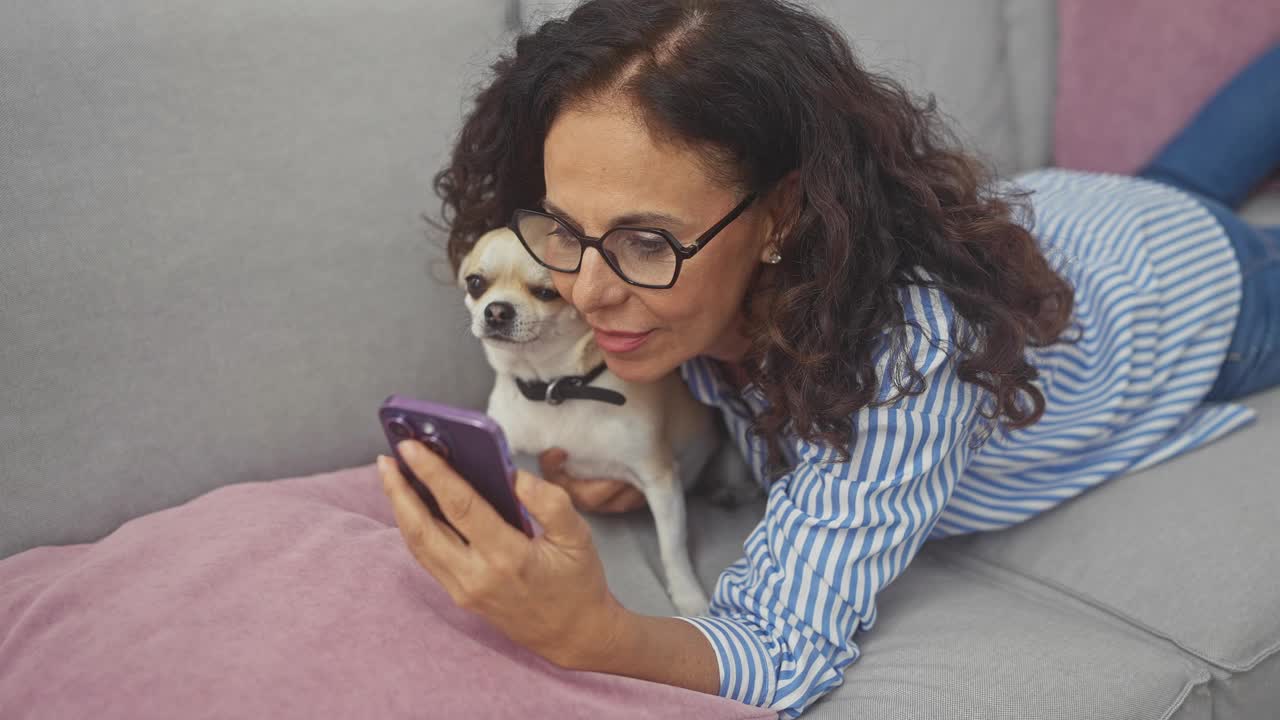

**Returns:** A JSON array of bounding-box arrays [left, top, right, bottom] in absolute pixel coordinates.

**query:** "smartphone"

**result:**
[[378, 395, 533, 539]]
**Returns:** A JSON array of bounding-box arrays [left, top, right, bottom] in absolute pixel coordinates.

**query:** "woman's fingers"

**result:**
[[538, 448, 569, 479], [513, 471, 593, 547], [560, 476, 648, 513], [594, 484, 648, 513], [377, 455, 466, 590], [537, 448, 648, 514], [396, 440, 525, 554]]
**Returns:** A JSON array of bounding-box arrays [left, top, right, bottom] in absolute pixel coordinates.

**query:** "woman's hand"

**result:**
[[378, 440, 627, 669], [538, 448, 648, 514]]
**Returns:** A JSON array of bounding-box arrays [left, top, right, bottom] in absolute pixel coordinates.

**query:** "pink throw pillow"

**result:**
[[0, 465, 774, 720], [1054, 0, 1279, 176]]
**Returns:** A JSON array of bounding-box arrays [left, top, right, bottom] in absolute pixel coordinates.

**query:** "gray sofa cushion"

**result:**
[[938, 388, 1280, 676], [824, 552, 1209, 719], [0, 0, 511, 558], [1198, 650, 1280, 720], [591, 498, 1212, 719], [1240, 189, 1280, 225]]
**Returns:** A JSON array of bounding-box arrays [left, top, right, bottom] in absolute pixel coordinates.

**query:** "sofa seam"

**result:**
[[998, 0, 1026, 173], [1158, 677, 1211, 720], [925, 548, 1214, 720], [932, 545, 1280, 673], [504, 0, 523, 32], [924, 549, 1210, 675]]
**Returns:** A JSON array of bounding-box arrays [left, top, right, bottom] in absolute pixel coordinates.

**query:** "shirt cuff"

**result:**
[[675, 615, 777, 708]]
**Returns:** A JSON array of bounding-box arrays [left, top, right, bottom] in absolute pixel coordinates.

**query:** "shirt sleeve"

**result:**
[[677, 284, 986, 718]]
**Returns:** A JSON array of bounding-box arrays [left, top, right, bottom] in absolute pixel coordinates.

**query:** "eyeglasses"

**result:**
[[509, 193, 757, 289]]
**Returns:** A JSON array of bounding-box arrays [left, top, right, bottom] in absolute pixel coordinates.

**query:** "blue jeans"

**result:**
[[1138, 42, 1280, 402]]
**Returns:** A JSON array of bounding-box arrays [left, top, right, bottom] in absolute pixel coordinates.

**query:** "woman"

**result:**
[[376, 1, 1280, 716]]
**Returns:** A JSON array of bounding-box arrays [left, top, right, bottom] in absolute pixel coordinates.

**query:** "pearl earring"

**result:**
[[763, 247, 783, 265]]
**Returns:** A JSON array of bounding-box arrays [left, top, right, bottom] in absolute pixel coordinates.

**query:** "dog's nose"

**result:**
[[484, 301, 515, 328]]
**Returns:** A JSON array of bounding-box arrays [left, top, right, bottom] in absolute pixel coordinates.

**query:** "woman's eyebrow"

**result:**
[[540, 198, 687, 229]]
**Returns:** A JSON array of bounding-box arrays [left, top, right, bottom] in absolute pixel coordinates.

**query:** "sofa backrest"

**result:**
[[1, 0, 515, 558], [1, 0, 1056, 558]]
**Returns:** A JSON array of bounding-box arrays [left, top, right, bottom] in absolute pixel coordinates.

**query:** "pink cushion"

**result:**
[[0, 465, 774, 720], [1054, 0, 1279, 175]]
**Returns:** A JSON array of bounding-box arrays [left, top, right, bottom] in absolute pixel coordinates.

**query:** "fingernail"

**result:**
[[376, 455, 390, 472], [397, 440, 415, 457]]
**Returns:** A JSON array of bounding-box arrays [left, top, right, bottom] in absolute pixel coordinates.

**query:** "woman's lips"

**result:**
[[592, 327, 653, 354]]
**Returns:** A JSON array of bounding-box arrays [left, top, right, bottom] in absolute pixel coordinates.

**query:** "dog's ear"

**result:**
[[456, 252, 471, 288], [456, 229, 495, 288]]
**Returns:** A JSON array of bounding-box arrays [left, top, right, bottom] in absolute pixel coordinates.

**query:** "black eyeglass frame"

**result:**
[[508, 192, 758, 289]]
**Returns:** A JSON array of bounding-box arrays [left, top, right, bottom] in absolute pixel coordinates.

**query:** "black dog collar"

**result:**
[[515, 363, 626, 406]]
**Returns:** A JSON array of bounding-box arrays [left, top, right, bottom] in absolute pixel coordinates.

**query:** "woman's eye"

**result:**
[[531, 287, 560, 302], [465, 275, 487, 298], [547, 226, 576, 246], [622, 233, 669, 258]]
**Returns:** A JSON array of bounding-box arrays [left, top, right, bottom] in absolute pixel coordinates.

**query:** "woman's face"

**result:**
[[541, 101, 775, 383]]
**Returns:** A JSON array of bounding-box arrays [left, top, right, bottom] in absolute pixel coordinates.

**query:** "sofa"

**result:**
[[3, 1, 1277, 717]]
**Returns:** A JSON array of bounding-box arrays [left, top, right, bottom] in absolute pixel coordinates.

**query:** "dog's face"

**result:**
[[459, 228, 588, 347]]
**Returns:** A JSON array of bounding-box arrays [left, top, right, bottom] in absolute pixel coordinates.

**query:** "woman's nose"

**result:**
[[571, 248, 627, 315]]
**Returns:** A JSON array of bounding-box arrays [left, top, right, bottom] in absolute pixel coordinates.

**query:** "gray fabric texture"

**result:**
[[827, 552, 1210, 720], [1166, 683, 1212, 720], [0, 0, 512, 558], [939, 388, 1280, 674], [1240, 187, 1280, 225], [1202, 651, 1280, 720]]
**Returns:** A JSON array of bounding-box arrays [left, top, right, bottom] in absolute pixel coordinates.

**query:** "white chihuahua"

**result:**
[[458, 227, 718, 614]]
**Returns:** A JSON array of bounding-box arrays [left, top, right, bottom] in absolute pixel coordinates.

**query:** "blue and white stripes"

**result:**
[[675, 169, 1256, 717]]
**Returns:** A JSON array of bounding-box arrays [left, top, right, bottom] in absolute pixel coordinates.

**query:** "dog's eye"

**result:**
[[465, 275, 487, 298], [531, 286, 560, 302]]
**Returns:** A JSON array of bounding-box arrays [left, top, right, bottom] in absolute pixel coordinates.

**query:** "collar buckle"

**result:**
[[544, 376, 584, 405], [544, 377, 565, 405]]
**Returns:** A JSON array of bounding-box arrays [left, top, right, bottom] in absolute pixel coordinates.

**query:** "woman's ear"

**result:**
[[761, 170, 802, 247]]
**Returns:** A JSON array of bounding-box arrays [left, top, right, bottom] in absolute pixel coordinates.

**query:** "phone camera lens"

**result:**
[[387, 417, 413, 439], [424, 436, 450, 460]]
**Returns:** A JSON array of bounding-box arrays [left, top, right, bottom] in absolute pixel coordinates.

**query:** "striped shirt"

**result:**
[[674, 169, 1257, 717]]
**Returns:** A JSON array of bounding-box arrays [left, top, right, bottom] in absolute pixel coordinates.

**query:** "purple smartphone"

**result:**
[[378, 395, 532, 538]]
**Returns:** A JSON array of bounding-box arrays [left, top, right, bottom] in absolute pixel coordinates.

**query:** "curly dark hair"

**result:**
[[433, 0, 1075, 469]]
